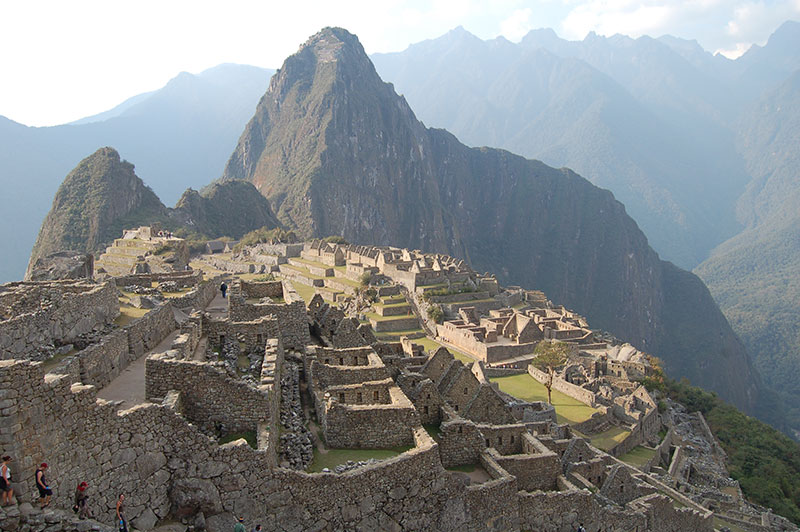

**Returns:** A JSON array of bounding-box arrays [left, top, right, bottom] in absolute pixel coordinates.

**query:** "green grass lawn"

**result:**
[[293, 257, 332, 270], [364, 311, 416, 323], [308, 446, 412, 473], [114, 305, 150, 327], [413, 337, 475, 363], [374, 329, 426, 341], [289, 281, 318, 303], [618, 446, 657, 468], [584, 426, 631, 452], [490, 373, 598, 425], [377, 300, 411, 308]]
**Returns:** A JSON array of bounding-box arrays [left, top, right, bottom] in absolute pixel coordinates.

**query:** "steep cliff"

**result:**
[[27, 147, 168, 273], [29, 148, 281, 276], [172, 180, 281, 239], [222, 28, 763, 414]]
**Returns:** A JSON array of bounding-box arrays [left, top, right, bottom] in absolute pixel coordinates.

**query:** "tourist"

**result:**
[[116, 493, 128, 532], [577, 524, 586, 532], [220, 282, 228, 299], [35, 463, 52, 508], [234, 516, 246, 532], [74, 481, 92, 519], [251, 525, 262, 532], [0, 456, 13, 506]]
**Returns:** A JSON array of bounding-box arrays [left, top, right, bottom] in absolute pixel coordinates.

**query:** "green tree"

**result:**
[[532, 342, 570, 405], [428, 305, 444, 324]]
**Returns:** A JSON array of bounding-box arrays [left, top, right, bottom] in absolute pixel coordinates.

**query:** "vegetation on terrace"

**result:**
[[643, 376, 800, 524]]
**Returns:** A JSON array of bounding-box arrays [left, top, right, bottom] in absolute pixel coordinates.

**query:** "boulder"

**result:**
[[170, 478, 223, 518], [26, 251, 93, 281]]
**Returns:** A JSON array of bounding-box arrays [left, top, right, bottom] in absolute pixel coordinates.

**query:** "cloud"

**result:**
[[500, 8, 535, 41], [558, 0, 800, 55]]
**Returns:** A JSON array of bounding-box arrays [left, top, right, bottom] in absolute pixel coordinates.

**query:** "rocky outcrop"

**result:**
[[222, 27, 763, 414], [25, 250, 94, 281], [171, 180, 281, 239], [27, 147, 168, 273], [29, 150, 282, 277]]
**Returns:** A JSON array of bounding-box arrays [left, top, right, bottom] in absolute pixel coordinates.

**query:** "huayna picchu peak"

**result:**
[[222, 27, 764, 419]]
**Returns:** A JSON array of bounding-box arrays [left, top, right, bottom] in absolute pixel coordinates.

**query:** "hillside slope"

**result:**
[[222, 27, 763, 415], [0, 64, 272, 282], [696, 70, 800, 422], [28, 147, 280, 274]]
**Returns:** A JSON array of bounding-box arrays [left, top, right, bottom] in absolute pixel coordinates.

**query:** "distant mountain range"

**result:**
[[369, 20, 800, 433], [0, 63, 273, 283], [219, 27, 763, 418]]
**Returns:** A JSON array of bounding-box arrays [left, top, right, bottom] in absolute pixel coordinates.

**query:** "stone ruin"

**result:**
[[0, 238, 795, 532]]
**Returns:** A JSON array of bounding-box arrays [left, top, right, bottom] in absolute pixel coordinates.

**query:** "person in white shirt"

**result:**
[[0, 455, 13, 506]]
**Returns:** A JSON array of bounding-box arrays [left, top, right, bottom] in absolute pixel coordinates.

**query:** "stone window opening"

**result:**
[[373, 390, 379, 401], [325, 358, 330, 364], [257, 334, 263, 344], [486, 439, 490, 447], [339, 392, 345, 403], [357, 392, 363, 403], [510, 435, 515, 444], [498, 436, 502, 445], [339, 357, 344, 365], [219, 334, 226, 345], [463, 387, 468, 395], [454, 405, 459, 411], [423, 405, 429, 415], [458, 426, 463, 434]]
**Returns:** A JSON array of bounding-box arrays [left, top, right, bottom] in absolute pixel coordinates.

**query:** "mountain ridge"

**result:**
[[222, 27, 764, 416], [28, 146, 281, 273]]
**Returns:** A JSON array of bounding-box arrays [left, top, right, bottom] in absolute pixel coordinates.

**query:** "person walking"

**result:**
[[234, 516, 246, 532], [0, 456, 13, 506], [220, 282, 228, 299], [74, 481, 92, 519], [34, 463, 52, 508], [251, 525, 262, 532], [116, 493, 128, 532]]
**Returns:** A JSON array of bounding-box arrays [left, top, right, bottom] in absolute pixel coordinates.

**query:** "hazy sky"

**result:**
[[2, 0, 798, 127]]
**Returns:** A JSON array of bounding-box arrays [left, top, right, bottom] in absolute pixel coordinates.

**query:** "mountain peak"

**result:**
[[299, 27, 364, 63]]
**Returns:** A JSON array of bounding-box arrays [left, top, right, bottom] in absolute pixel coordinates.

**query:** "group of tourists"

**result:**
[[0, 456, 129, 531]]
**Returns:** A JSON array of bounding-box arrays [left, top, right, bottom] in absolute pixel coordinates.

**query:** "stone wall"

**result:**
[[145, 353, 272, 433], [124, 302, 177, 357], [76, 330, 130, 388], [1, 359, 715, 532], [168, 275, 223, 310], [0, 280, 119, 360], [114, 271, 202, 289], [228, 298, 309, 350], [528, 365, 597, 406], [319, 386, 420, 449], [203, 315, 279, 353], [238, 280, 283, 299]]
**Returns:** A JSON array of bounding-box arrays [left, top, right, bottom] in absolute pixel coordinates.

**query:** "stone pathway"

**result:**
[[97, 329, 179, 408], [97, 293, 227, 409]]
